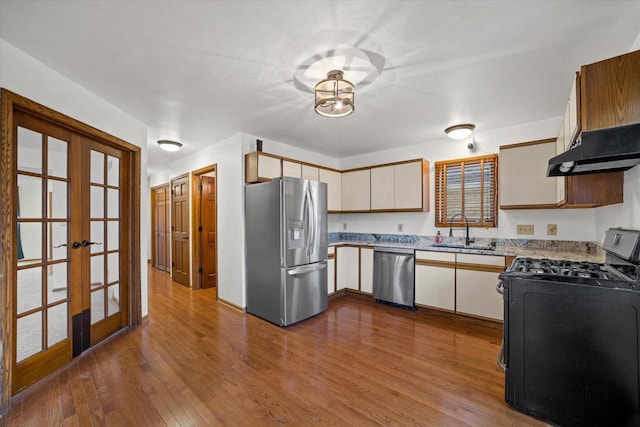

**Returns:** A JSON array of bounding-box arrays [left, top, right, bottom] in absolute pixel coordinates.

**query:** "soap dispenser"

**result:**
[[435, 230, 442, 244]]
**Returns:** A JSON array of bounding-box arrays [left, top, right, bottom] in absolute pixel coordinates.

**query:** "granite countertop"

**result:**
[[328, 233, 605, 263]]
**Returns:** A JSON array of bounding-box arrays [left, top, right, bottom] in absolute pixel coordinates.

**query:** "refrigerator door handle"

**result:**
[[307, 186, 316, 256], [287, 262, 327, 276], [304, 183, 311, 257]]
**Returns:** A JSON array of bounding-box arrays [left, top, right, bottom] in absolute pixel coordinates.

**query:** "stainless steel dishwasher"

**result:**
[[373, 247, 416, 310]]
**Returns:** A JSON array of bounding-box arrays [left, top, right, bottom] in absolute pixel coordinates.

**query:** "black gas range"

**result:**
[[505, 256, 639, 289], [498, 228, 640, 427]]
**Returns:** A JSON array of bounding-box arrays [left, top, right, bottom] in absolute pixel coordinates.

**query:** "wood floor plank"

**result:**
[[2, 267, 547, 426]]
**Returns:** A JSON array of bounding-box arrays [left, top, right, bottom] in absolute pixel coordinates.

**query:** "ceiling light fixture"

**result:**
[[445, 124, 476, 140], [314, 70, 355, 118], [157, 140, 183, 152]]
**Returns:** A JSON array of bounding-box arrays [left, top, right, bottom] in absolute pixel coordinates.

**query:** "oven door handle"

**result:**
[[496, 281, 504, 295], [497, 341, 507, 372]]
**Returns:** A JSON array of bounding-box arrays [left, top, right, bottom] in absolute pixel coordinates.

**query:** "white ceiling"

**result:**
[[1, 1, 639, 175]]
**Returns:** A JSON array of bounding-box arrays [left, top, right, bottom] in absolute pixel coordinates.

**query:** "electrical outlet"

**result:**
[[517, 224, 534, 235], [342, 223, 347, 231], [397, 224, 403, 232], [547, 224, 557, 236]]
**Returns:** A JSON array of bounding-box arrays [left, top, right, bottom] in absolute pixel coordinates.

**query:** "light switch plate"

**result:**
[[517, 224, 534, 235], [342, 223, 347, 231], [547, 224, 557, 235], [397, 224, 403, 232]]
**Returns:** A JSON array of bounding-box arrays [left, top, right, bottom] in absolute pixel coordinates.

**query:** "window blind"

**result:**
[[435, 154, 498, 227]]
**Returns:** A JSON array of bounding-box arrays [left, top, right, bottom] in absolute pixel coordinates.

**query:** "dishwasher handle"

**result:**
[[373, 247, 415, 255]]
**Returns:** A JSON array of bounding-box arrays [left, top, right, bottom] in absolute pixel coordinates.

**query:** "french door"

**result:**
[[11, 110, 129, 395]]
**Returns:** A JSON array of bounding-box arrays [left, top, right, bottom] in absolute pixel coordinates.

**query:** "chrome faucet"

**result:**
[[449, 213, 473, 246]]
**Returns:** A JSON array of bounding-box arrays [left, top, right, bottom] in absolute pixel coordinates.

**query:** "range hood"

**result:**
[[547, 122, 640, 177]]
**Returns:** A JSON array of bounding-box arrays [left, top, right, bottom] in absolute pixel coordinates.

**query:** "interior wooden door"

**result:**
[[152, 185, 170, 271], [10, 111, 130, 395], [171, 175, 190, 286], [201, 175, 217, 289]]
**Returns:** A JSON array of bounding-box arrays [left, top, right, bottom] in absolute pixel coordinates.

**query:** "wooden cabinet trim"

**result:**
[[415, 259, 456, 269], [501, 202, 564, 210], [499, 138, 556, 151], [245, 151, 428, 212], [455, 262, 505, 274]]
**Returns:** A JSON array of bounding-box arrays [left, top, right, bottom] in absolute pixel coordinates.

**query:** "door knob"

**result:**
[[81, 240, 102, 247], [72, 241, 82, 249]]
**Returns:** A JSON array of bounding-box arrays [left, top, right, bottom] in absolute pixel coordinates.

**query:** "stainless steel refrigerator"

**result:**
[[245, 177, 328, 326]]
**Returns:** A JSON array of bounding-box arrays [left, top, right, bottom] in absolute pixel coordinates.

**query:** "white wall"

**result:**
[[149, 133, 246, 306], [148, 132, 343, 308], [594, 166, 640, 240], [0, 38, 150, 315], [337, 117, 599, 241]]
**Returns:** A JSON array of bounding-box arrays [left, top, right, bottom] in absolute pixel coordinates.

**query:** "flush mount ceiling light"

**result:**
[[314, 70, 355, 118], [445, 124, 476, 140], [157, 140, 183, 152]]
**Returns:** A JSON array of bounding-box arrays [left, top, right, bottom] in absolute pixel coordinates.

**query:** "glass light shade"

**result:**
[[157, 140, 183, 152], [314, 70, 355, 118], [445, 124, 475, 140]]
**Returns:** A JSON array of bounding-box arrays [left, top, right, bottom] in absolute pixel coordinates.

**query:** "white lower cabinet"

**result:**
[[455, 254, 505, 320], [327, 247, 335, 295], [360, 248, 374, 294], [415, 251, 455, 310], [336, 246, 359, 290]]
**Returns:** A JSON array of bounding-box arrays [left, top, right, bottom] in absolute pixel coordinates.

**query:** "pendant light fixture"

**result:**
[[314, 70, 355, 117], [445, 124, 476, 140], [157, 140, 183, 152]]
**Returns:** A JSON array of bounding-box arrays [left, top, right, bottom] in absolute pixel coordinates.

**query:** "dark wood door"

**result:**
[[152, 185, 170, 271], [171, 175, 190, 286], [201, 175, 217, 289]]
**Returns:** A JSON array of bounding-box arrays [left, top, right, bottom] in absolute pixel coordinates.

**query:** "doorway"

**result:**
[[151, 184, 170, 271], [0, 89, 141, 408], [191, 165, 218, 291]]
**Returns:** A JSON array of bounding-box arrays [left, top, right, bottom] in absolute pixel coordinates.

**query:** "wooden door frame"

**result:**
[[0, 88, 142, 414], [151, 183, 170, 271], [191, 164, 218, 294]]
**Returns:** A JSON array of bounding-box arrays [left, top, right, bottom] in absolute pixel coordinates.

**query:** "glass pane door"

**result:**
[[89, 150, 122, 324], [13, 114, 73, 395]]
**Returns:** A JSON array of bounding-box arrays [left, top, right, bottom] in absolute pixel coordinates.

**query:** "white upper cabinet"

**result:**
[[370, 165, 394, 210], [301, 164, 319, 181], [499, 139, 563, 208], [245, 152, 428, 213], [319, 168, 341, 212], [341, 169, 371, 211], [282, 160, 302, 178], [394, 161, 424, 210], [245, 152, 281, 182], [370, 160, 427, 211]]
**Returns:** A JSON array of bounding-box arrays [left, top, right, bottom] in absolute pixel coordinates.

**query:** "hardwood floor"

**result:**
[[3, 267, 545, 426]]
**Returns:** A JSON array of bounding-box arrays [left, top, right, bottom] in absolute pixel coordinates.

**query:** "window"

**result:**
[[435, 154, 498, 228]]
